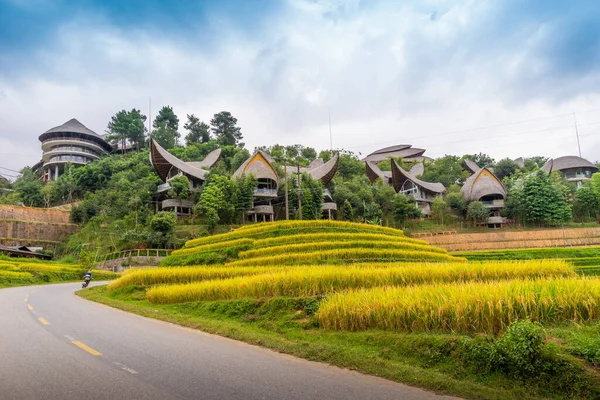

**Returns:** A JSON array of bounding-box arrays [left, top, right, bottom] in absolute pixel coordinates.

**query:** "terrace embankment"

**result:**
[[415, 227, 600, 251], [0, 205, 78, 250]]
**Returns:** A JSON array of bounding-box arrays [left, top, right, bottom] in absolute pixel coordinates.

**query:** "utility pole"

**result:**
[[297, 163, 302, 220], [284, 157, 289, 220], [573, 112, 582, 158]]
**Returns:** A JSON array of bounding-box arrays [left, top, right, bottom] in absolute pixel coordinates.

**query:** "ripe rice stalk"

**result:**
[[107, 265, 291, 291], [0, 270, 33, 279], [146, 260, 574, 304], [184, 221, 407, 249], [172, 239, 254, 256], [253, 233, 429, 249], [316, 277, 600, 334], [227, 248, 465, 267], [239, 240, 448, 259]]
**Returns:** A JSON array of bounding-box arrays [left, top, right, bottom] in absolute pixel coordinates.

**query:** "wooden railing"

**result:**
[[95, 249, 173, 263]]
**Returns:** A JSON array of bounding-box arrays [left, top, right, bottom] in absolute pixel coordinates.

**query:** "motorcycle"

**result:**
[[82, 277, 91, 288]]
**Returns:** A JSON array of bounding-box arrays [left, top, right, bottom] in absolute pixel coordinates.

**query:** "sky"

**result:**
[[1, 0, 600, 178]]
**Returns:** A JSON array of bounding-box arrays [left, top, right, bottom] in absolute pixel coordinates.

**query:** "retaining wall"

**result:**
[[0, 205, 78, 250], [418, 227, 600, 251]]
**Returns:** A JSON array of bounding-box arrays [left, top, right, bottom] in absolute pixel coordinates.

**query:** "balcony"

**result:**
[[42, 137, 108, 153], [161, 199, 194, 210], [247, 205, 274, 214], [156, 182, 171, 193], [482, 199, 505, 208], [254, 188, 278, 198], [322, 202, 338, 211], [487, 216, 506, 224]]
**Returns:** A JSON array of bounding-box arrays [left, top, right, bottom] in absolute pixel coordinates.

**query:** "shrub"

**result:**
[[463, 320, 545, 378]]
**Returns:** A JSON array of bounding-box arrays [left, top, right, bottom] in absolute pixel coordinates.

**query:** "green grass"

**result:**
[[454, 247, 600, 261], [79, 285, 600, 400]]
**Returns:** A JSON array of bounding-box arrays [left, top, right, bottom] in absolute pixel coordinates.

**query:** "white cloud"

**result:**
[[2, 0, 600, 177]]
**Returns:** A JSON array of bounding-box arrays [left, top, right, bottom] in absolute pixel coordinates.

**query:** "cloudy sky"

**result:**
[[1, 0, 600, 178]]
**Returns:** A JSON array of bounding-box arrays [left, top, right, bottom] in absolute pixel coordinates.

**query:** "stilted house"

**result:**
[[149, 139, 221, 215]]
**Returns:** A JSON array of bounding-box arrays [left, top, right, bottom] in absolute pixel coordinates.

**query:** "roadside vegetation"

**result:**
[[0, 256, 118, 288], [80, 220, 600, 399]]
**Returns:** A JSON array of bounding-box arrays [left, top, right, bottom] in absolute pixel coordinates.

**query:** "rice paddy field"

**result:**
[[0, 257, 118, 287], [81, 220, 600, 399]]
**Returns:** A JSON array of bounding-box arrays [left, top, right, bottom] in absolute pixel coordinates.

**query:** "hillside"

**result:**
[[82, 220, 600, 399]]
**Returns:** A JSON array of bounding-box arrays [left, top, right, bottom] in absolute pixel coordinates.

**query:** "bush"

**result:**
[[463, 320, 545, 378]]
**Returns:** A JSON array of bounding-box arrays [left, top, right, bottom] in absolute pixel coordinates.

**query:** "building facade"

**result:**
[[543, 156, 598, 188], [461, 159, 507, 227], [149, 139, 221, 215], [36, 118, 113, 181]]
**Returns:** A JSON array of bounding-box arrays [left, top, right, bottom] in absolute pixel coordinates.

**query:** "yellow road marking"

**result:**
[[27, 305, 33, 311], [72, 341, 102, 356], [38, 318, 50, 325]]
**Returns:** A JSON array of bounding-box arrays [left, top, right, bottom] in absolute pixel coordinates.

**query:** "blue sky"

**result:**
[[1, 0, 600, 175]]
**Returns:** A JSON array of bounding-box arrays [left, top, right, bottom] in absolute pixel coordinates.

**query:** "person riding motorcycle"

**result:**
[[82, 270, 92, 288]]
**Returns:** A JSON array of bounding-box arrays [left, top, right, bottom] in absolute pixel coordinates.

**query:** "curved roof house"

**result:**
[[362, 144, 428, 163], [461, 168, 506, 203], [391, 160, 445, 216], [233, 151, 280, 193], [365, 161, 392, 184], [150, 139, 221, 216], [150, 139, 220, 184], [543, 156, 598, 186], [38, 118, 113, 181], [461, 162, 506, 227]]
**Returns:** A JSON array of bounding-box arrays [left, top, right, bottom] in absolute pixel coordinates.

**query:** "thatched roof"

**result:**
[[186, 148, 222, 170], [409, 163, 424, 177], [150, 139, 209, 183], [39, 118, 112, 151], [306, 153, 339, 184], [462, 159, 481, 174], [233, 151, 279, 187], [514, 157, 525, 168], [365, 161, 390, 183], [309, 158, 324, 169], [461, 168, 506, 201], [362, 144, 426, 163], [543, 156, 598, 174], [391, 160, 445, 194]]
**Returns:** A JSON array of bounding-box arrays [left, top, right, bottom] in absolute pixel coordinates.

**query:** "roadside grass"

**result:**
[[79, 285, 600, 400], [0, 257, 118, 288]]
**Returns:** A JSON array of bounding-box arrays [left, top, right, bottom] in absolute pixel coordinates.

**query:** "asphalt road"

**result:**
[[0, 282, 457, 400]]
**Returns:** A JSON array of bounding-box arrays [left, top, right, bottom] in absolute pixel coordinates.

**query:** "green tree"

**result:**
[[13, 168, 44, 207], [445, 191, 467, 216], [196, 175, 235, 228], [521, 170, 572, 225], [153, 106, 180, 148], [431, 197, 448, 225], [183, 114, 211, 145], [342, 199, 354, 221], [393, 194, 421, 226], [233, 174, 258, 222], [523, 157, 548, 172], [167, 175, 191, 200], [210, 111, 243, 147], [590, 172, 600, 204], [421, 155, 469, 187], [466, 201, 489, 225], [463, 153, 495, 168], [301, 174, 323, 220], [572, 185, 599, 222], [106, 109, 147, 151], [494, 158, 521, 180], [372, 179, 396, 225]]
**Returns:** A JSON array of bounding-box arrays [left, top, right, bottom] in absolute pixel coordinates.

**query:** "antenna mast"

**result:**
[[328, 106, 333, 151], [573, 112, 582, 158]]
